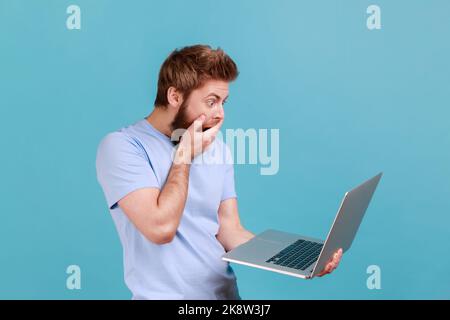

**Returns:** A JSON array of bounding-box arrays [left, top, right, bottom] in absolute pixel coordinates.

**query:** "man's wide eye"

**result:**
[[207, 100, 216, 107]]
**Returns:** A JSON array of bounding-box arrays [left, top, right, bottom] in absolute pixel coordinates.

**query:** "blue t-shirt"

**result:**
[[95, 118, 240, 299]]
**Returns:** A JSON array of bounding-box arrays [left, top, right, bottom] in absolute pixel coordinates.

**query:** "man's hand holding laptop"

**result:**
[[316, 248, 343, 277]]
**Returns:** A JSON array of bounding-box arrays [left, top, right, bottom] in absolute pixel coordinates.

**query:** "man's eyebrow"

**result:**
[[204, 93, 229, 100]]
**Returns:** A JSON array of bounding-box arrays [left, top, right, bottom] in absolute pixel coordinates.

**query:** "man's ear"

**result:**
[[167, 87, 183, 110]]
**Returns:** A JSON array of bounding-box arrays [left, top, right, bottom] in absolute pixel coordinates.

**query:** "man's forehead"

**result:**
[[197, 80, 229, 97]]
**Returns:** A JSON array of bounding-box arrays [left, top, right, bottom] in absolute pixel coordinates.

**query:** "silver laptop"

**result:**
[[222, 173, 382, 279]]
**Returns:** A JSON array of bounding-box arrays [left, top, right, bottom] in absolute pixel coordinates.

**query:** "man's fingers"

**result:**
[[317, 264, 332, 277], [192, 114, 206, 132], [315, 249, 343, 278], [324, 263, 333, 274], [335, 248, 343, 263], [203, 118, 224, 140], [327, 262, 335, 271], [325, 261, 336, 273], [330, 248, 343, 264], [334, 248, 342, 259]]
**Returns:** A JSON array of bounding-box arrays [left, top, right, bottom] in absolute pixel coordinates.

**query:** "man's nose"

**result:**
[[213, 104, 225, 120]]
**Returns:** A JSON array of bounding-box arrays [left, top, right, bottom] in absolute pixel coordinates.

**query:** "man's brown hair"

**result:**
[[154, 44, 239, 107]]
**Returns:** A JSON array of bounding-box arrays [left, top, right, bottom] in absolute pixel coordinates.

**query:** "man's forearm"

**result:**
[[155, 162, 190, 230], [218, 226, 256, 253]]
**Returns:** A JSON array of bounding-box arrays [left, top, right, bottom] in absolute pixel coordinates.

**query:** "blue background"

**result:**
[[1, 0, 449, 299]]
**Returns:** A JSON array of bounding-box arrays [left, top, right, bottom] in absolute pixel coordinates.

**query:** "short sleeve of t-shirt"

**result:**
[[221, 143, 237, 202], [96, 132, 160, 209]]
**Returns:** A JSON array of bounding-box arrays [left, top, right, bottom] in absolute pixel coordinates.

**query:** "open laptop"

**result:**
[[222, 172, 382, 279]]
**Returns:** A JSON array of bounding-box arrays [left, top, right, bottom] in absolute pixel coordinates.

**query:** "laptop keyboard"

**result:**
[[266, 239, 323, 271]]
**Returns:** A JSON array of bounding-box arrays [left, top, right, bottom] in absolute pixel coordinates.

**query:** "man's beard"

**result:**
[[170, 99, 191, 133], [170, 98, 195, 145]]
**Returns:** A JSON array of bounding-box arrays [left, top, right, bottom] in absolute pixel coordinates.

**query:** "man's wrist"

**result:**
[[173, 145, 192, 165]]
